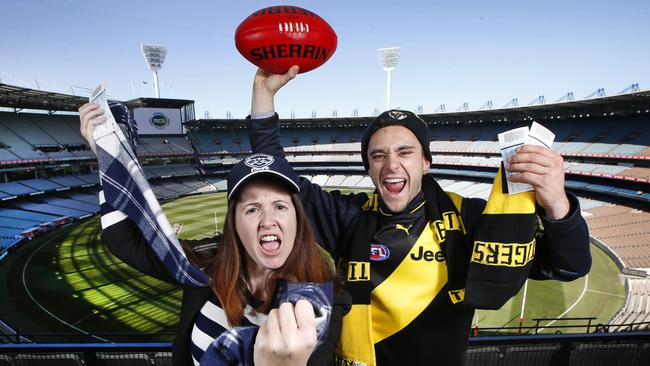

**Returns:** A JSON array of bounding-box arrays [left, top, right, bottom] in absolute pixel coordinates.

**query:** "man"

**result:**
[[246, 66, 591, 365]]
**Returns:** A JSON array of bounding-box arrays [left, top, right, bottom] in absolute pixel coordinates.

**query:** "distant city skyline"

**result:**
[[1, 0, 648, 118]]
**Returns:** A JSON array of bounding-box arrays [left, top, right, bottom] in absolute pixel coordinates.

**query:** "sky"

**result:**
[[1, 0, 649, 119]]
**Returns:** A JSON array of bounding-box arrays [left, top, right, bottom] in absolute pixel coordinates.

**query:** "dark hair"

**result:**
[[212, 183, 333, 326]]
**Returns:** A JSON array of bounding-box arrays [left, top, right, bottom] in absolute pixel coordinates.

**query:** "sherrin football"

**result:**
[[235, 5, 337, 74]]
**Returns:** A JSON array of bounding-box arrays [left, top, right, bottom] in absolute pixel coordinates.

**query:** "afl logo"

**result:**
[[370, 244, 390, 261], [149, 112, 170, 129], [244, 153, 274, 169]]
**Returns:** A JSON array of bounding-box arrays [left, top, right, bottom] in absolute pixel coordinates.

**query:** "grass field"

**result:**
[[0, 191, 625, 341]]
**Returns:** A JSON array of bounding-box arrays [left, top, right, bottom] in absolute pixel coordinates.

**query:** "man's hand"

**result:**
[[251, 66, 299, 115], [507, 145, 570, 220], [254, 300, 317, 366], [78, 103, 106, 155]]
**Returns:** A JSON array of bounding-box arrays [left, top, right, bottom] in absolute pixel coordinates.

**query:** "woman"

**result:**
[[78, 103, 345, 366]]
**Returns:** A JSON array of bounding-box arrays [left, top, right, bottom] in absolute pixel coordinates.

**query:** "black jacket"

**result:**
[[246, 113, 592, 365], [247, 113, 591, 281], [101, 216, 346, 366]]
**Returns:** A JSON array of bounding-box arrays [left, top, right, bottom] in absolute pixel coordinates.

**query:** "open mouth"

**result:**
[[260, 234, 281, 256], [383, 177, 406, 195]]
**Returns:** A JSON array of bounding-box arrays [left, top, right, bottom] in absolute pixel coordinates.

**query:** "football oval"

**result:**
[[235, 5, 337, 74]]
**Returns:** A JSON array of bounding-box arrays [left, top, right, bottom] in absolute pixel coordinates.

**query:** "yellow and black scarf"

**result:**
[[335, 166, 536, 365]]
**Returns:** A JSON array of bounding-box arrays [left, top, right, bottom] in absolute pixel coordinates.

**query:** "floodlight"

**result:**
[[141, 44, 168, 98], [378, 47, 400, 110]]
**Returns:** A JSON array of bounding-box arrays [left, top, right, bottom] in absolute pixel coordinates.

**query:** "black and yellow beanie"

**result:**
[[360, 110, 432, 170]]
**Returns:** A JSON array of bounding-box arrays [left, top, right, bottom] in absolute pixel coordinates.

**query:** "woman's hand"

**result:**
[[78, 103, 106, 155], [251, 66, 299, 115], [254, 300, 317, 366]]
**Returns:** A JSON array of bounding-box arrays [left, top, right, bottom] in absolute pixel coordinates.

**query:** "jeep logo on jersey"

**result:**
[[149, 112, 169, 129], [410, 245, 446, 262], [244, 154, 274, 169], [370, 244, 390, 261]]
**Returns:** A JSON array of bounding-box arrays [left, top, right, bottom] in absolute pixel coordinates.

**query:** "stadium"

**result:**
[[1, 1, 650, 364], [0, 79, 649, 364]]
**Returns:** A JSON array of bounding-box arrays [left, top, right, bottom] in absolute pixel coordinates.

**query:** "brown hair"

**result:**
[[211, 181, 333, 326]]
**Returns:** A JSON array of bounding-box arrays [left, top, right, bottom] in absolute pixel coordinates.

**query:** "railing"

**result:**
[[1, 332, 650, 366], [470, 319, 649, 337]]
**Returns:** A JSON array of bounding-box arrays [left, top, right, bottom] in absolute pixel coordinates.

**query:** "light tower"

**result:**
[[141, 44, 168, 98], [377, 47, 400, 111]]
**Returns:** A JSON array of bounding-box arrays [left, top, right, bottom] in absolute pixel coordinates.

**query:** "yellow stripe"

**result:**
[[337, 305, 376, 366], [371, 224, 447, 343], [409, 200, 426, 214], [483, 166, 536, 214], [446, 191, 464, 212]]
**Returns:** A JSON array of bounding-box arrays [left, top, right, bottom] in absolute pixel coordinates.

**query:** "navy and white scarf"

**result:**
[[94, 102, 332, 365]]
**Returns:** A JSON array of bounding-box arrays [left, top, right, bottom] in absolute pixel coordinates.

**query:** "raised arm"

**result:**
[[247, 66, 298, 157], [79, 103, 177, 283], [246, 68, 368, 257], [503, 144, 591, 277]]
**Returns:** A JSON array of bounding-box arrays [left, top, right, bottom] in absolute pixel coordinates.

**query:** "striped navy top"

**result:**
[[190, 293, 267, 365]]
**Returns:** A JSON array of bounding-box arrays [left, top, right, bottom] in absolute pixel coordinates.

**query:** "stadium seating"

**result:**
[[18, 179, 63, 192], [0, 354, 11, 366], [0, 112, 100, 159], [500, 344, 561, 366], [138, 137, 192, 156], [610, 278, 650, 331], [585, 205, 650, 268], [1, 114, 58, 146], [95, 352, 152, 366], [462, 346, 502, 366], [0, 182, 37, 196], [13, 353, 84, 366], [569, 342, 639, 366], [48, 176, 88, 189], [14, 202, 89, 218], [0, 208, 60, 222], [636, 343, 650, 365], [151, 352, 172, 366], [34, 114, 86, 145], [0, 238, 21, 252], [621, 167, 650, 180], [76, 174, 100, 185]]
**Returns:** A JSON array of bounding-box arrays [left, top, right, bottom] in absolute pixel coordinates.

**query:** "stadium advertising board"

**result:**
[[133, 107, 183, 135]]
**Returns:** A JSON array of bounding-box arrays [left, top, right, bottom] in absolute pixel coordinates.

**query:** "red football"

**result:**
[[235, 5, 337, 74]]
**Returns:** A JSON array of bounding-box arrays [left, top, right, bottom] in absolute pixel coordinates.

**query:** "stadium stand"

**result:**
[[0, 182, 36, 196], [622, 167, 650, 180], [1, 83, 650, 363], [584, 205, 650, 268], [610, 278, 650, 332], [48, 176, 90, 189], [17, 178, 63, 192]]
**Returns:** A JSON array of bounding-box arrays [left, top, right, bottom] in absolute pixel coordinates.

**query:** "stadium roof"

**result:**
[[424, 90, 650, 124], [124, 97, 194, 109], [0, 83, 87, 112], [0, 84, 196, 119], [1, 82, 648, 125], [188, 89, 650, 129]]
